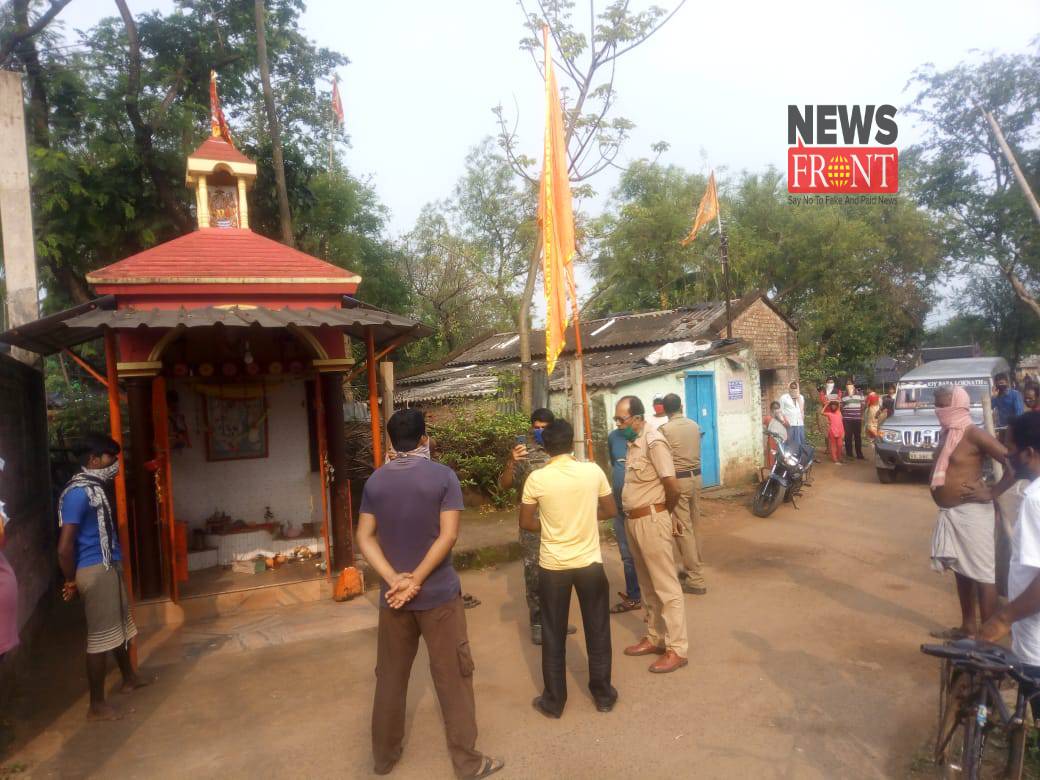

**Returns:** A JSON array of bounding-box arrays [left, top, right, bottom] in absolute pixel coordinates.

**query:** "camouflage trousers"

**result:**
[[520, 528, 541, 627]]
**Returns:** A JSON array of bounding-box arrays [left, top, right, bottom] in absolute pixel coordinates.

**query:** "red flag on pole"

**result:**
[[209, 70, 234, 146], [331, 78, 345, 127]]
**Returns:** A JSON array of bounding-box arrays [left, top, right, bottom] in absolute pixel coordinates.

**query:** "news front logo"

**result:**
[[786, 105, 899, 197]]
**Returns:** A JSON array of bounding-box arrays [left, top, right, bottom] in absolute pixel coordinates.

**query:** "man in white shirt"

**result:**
[[981, 412, 1040, 698], [778, 381, 807, 455], [645, 395, 668, 434]]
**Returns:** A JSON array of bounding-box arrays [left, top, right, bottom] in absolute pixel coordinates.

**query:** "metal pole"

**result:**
[[366, 329, 383, 467], [104, 328, 136, 667]]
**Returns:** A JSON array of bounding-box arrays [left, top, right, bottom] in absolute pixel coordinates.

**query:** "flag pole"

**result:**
[[714, 185, 734, 339], [568, 280, 594, 461]]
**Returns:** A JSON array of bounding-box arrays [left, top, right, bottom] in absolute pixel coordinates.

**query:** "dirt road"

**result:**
[[7, 459, 952, 778]]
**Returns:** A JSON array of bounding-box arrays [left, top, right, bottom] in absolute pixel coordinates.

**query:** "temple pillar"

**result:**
[[126, 377, 163, 598], [320, 370, 352, 569]]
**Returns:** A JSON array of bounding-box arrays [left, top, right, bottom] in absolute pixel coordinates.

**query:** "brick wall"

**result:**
[[720, 298, 799, 409]]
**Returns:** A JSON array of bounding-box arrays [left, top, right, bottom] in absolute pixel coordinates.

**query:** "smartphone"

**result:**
[[514, 435, 528, 458]]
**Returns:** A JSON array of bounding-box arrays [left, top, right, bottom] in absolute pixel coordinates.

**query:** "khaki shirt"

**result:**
[[660, 415, 701, 472], [621, 427, 676, 511]]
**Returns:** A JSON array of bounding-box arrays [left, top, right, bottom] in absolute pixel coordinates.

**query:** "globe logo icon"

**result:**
[[825, 154, 852, 188]]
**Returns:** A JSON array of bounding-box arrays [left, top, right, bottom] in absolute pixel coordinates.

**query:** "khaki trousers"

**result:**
[[625, 507, 689, 657], [372, 596, 484, 778], [673, 475, 705, 588]]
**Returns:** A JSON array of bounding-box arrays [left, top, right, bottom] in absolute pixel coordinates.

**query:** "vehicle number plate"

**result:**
[[908, 450, 934, 461]]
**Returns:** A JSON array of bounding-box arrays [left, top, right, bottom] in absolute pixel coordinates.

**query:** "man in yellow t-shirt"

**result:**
[[519, 419, 619, 718]]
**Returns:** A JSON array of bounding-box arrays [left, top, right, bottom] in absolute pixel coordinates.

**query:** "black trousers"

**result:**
[[537, 562, 617, 716], [844, 423, 863, 458]]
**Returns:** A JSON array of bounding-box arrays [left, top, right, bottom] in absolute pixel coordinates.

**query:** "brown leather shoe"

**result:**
[[648, 650, 688, 673], [624, 637, 665, 656]]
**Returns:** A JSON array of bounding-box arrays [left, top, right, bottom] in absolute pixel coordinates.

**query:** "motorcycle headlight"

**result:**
[[783, 453, 800, 467], [881, 430, 902, 444]]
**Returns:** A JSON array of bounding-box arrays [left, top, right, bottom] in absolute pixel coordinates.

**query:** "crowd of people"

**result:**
[[765, 377, 898, 467], [352, 392, 707, 775], [39, 365, 1040, 777]]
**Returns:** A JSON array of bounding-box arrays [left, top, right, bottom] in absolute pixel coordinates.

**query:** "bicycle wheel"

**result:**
[[936, 668, 972, 777], [1003, 719, 1027, 780]]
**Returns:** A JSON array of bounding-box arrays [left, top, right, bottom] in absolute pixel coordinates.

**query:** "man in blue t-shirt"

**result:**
[[994, 373, 1026, 429], [608, 425, 641, 612], [58, 433, 150, 721], [357, 409, 502, 779]]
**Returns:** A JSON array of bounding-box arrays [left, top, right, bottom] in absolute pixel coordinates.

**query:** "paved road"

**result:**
[[8, 459, 951, 778]]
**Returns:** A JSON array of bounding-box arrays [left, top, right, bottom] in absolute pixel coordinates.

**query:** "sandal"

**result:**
[[610, 592, 641, 614], [462, 593, 481, 609], [472, 756, 505, 778]]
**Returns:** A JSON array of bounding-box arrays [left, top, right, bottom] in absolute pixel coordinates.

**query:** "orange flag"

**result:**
[[331, 78, 345, 127], [539, 26, 577, 376], [680, 171, 719, 247], [209, 70, 234, 146]]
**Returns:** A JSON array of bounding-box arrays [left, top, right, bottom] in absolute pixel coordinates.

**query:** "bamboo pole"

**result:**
[[103, 328, 136, 667], [984, 111, 1040, 226], [567, 270, 594, 461], [366, 329, 383, 466]]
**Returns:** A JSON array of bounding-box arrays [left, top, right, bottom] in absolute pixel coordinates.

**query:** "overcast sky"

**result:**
[[56, 0, 1039, 323]]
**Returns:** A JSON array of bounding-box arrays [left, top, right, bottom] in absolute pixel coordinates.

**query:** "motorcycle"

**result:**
[[752, 431, 813, 518]]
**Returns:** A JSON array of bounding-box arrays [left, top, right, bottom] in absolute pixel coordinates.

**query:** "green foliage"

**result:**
[[429, 410, 528, 505], [6, 0, 405, 314], [589, 162, 944, 374], [43, 360, 111, 448], [906, 43, 1040, 314]]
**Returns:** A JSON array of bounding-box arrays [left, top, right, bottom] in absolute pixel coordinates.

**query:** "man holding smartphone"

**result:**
[[500, 408, 574, 645]]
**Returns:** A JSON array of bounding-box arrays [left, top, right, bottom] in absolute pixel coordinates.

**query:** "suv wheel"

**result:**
[[876, 467, 896, 484]]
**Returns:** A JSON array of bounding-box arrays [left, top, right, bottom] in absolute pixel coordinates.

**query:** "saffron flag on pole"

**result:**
[[331, 78, 345, 127], [680, 171, 719, 247], [539, 25, 577, 376], [209, 70, 234, 146]]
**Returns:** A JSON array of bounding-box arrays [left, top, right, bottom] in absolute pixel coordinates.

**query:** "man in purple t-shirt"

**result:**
[[357, 409, 503, 779]]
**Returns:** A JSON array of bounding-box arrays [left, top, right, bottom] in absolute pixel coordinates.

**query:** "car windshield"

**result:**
[[896, 381, 989, 410]]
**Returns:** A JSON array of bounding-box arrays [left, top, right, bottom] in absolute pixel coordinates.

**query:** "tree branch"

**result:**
[[601, 0, 689, 64], [0, 0, 73, 65]]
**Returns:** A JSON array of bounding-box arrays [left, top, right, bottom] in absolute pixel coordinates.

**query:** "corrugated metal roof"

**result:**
[[0, 297, 115, 355], [447, 302, 730, 365], [549, 340, 746, 390], [0, 302, 430, 356], [397, 371, 500, 403]]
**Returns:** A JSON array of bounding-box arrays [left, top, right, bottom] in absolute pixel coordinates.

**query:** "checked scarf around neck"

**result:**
[[59, 463, 120, 569]]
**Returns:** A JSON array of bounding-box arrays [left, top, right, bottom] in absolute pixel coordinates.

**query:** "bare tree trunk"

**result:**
[[982, 111, 1040, 318], [254, 0, 294, 247], [114, 0, 193, 235]]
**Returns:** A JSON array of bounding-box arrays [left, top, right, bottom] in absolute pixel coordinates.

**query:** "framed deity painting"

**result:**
[[203, 390, 269, 461]]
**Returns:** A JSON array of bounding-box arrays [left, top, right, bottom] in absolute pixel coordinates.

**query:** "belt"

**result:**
[[626, 502, 667, 519], [675, 468, 701, 479]]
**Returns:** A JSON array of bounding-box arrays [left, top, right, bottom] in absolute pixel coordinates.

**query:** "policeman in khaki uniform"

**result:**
[[659, 393, 707, 595], [614, 395, 689, 673]]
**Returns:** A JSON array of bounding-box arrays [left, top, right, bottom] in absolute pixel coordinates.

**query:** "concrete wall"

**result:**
[[170, 378, 321, 532], [552, 346, 764, 487], [724, 298, 799, 410], [0, 353, 52, 631]]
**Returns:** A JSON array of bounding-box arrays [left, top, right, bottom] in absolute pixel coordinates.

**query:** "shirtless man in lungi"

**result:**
[[930, 386, 1015, 639]]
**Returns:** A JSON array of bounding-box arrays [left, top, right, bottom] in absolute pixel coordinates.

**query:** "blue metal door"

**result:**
[[685, 372, 720, 487]]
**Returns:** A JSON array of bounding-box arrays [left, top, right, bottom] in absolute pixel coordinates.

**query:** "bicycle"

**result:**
[[921, 638, 1040, 778]]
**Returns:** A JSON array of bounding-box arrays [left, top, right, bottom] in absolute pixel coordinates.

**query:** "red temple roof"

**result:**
[[86, 229, 361, 286], [188, 137, 256, 166]]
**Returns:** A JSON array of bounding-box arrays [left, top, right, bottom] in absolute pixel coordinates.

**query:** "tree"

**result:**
[[590, 161, 944, 377], [494, 0, 687, 410], [0, 0, 375, 312], [907, 43, 1040, 319], [452, 138, 537, 324], [254, 0, 294, 246]]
